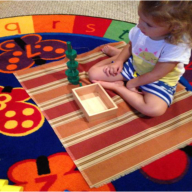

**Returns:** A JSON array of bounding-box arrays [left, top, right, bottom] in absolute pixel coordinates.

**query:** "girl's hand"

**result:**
[[103, 60, 123, 76], [126, 81, 143, 94]]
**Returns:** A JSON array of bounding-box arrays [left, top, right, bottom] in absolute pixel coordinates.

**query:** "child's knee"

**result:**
[[142, 105, 167, 117], [88, 67, 97, 82]]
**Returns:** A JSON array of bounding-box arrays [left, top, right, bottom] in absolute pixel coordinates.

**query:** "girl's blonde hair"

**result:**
[[139, 1, 192, 47]]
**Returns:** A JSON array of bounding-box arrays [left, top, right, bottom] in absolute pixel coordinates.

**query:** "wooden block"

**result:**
[[72, 83, 118, 121]]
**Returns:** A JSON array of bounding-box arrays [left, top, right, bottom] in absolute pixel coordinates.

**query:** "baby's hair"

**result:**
[[139, 1, 192, 48]]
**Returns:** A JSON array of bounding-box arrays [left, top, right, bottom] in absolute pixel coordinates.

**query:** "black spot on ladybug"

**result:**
[[2, 86, 13, 93], [36, 156, 51, 175]]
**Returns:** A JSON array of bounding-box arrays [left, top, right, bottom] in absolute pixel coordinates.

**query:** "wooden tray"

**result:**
[[72, 83, 118, 121]]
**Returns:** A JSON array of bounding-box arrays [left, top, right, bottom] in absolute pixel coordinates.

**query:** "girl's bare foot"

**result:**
[[92, 80, 124, 90], [101, 45, 121, 57]]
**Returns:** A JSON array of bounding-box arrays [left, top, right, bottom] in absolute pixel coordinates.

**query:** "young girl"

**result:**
[[88, 1, 192, 117]]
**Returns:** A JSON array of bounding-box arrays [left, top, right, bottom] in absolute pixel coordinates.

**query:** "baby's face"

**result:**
[[137, 10, 171, 41]]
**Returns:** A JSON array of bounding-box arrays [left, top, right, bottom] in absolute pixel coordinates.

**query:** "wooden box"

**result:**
[[72, 83, 118, 122]]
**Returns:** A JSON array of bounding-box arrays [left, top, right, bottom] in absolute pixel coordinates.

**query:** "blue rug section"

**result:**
[[0, 33, 192, 191], [180, 76, 192, 91]]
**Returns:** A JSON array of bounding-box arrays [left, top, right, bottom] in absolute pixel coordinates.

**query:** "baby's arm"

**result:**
[[126, 61, 178, 92], [104, 42, 132, 76]]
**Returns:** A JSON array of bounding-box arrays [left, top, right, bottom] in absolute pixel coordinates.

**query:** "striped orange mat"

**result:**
[[14, 41, 192, 188]]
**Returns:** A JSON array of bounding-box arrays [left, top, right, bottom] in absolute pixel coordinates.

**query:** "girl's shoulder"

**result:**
[[163, 41, 191, 52], [159, 42, 191, 64]]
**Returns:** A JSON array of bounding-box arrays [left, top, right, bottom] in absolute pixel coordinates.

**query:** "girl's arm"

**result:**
[[126, 61, 178, 90], [104, 42, 132, 76], [115, 41, 132, 62]]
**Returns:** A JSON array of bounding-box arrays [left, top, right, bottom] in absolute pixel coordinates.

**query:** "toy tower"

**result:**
[[65, 41, 80, 85]]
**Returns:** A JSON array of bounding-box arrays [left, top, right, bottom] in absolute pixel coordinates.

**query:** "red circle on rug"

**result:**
[[141, 150, 189, 183]]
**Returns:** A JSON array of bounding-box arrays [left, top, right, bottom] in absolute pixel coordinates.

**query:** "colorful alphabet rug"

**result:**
[[0, 15, 192, 191]]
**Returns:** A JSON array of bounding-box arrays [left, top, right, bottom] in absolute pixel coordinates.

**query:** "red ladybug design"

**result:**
[[0, 34, 67, 73], [0, 86, 44, 136]]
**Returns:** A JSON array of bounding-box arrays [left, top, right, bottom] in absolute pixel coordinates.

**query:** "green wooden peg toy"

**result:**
[[65, 41, 80, 85]]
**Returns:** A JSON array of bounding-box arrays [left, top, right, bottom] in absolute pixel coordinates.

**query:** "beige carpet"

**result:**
[[0, 1, 139, 23]]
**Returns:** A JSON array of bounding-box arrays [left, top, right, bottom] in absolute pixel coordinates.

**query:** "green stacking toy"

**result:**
[[65, 41, 80, 85]]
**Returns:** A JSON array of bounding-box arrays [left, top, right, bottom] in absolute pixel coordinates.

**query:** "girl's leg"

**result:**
[[88, 52, 124, 82], [95, 80, 167, 117], [88, 45, 123, 82], [102, 45, 121, 56]]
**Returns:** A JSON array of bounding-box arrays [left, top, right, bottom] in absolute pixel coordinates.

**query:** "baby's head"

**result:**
[[138, 1, 192, 47]]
